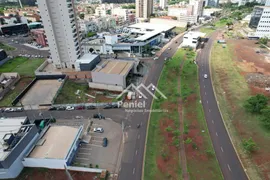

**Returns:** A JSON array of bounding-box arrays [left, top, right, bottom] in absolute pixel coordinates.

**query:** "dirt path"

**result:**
[[178, 56, 189, 180]]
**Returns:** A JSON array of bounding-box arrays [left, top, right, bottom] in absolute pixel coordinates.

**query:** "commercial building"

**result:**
[[0, 117, 39, 179], [89, 60, 135, 91], [0, 23, 29, 35], [182, 31, 206, 48], [0, 73, 20, 100], [160, 0, 168, 9], [75, 54, 101, 71], [36, 0, 83, 69], [23, 126, 83, 169], [249, 6, 270, 38], [30, 29, 47, 47], [136, 0, 153, 18]]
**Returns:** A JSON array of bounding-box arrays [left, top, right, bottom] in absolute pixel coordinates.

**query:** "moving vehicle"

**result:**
[[93, 127, 104, 133], [168, 47, 171, 50], [93, 113, 105, 119], [151, 85, 155, 91], [204, 74, 208, 79], [102, 138, 108, 147], [139, 94, 143, 99]]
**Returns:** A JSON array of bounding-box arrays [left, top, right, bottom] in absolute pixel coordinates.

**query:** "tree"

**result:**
[[79, 13, 85, 20], [87, 32, 96, 37], [244, 94, 268, 113], [173, 129, 181, 136], [0, 18, 5, 25], [260, 108, 270, 130], [259, 37, 268, 45], [242, 137, 258, 153], [165, 126, 173, 132]]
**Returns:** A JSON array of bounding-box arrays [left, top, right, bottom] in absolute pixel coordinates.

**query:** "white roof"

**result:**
[[184, 31, 206, 38], [77, 53, 99, 64], [0, 117, 27, 161]]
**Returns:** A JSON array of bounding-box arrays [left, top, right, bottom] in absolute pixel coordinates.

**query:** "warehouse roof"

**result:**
[[28, 126, 82, 159], [92, 60, 134, 75]]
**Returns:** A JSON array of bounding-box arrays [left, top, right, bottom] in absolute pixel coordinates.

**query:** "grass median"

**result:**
[[181, 49, 223, 180]]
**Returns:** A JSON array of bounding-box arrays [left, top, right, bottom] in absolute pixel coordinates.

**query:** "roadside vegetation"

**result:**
[[144, 49, 184, 180], [210, 41, 270, 179], [0, 42, 15, 51], [181, 49, 223, 179], [172, 27, 185, 35]]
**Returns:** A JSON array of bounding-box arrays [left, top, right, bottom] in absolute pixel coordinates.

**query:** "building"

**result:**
[[266, 0, 270, 5], [0, 23, 29, 35], [75, 54, 101, 71], [111, 8, 131, 21], [136, 0, 153, 18], [0, 73, 20, 100], [190, 0, 204, 17], [160, 0, 168, 9], [89, 60, 135, 91], [168, 6, 198, 23], [30, 29, 47, 47], [23, 126, 83, 169], [95, 6, 110, 17], [182, 31, 206, 48], [202, 8, 222, 16], [249, 6, 270, 38], [206, 0, 219, 7], [79, 20, 99, 34], [36, 0, 83, 69], [0, 117, 39, 179]]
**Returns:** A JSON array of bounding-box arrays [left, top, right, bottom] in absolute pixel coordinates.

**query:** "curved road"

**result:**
[[197, 31, 248, 180]]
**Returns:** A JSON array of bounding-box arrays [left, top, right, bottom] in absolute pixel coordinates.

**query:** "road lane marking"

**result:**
[[221, 147, 224, 152], [138, 134, 140, 139], [212, 120, 214, 124], [205, 92, 206, 95], [133, 168, 135, 174], [216, 132, 218, 136], [207, 100, 208, 104], [204, 85, 205, 88], [227, 164, 232, 171], [75, 157, 89, 160], [209, 109, 211, 112], [136, 150, 138, 155]]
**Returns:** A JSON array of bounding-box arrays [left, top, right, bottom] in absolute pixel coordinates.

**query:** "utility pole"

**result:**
[[18, 0, 23, 8]]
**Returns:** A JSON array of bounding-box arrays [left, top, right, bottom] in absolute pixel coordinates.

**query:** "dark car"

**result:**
[[76, 106, 85, 110], [103, 104, 113, 109], [86, 105, 96, 110], [102, 138, 108, 147], [112, 104, 120, 108], [49, 106, 57, 111], [57, 106, 66, 111], [93, 113, 105, 119]]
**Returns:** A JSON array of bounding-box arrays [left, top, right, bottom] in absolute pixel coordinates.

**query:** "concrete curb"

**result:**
[[208, 30, 250, 180]]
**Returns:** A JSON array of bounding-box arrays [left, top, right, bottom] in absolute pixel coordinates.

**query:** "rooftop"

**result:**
[[0, 117, 27, 161], [76, 53, 99, 64], [92, 60, 133, 75], [28, 126, 81, 159], [184, 31, 206, 38]]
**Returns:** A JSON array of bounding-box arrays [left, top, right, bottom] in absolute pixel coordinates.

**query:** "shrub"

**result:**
[[95, 164, 99, 168], [244, 94, 268, 113], [165, 126, 173, 132], [185, 137, 192, 144], [205, 149, 214, 157], [242, 137, 258, 153], [260, 108, 270, 130]]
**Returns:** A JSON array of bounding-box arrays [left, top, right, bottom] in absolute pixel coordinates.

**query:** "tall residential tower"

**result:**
[[36, 0, 82, 69], [136, 0, 153, 18]]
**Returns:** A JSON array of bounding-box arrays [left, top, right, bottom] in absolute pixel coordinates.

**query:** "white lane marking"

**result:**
[[138, 134, 140, 139], [221, 147, 224, 152], [209, 109, 211, 112], [227, 164, 232, 171], [136, 150, 138, 155], [212, 120, 214, 124], [216, 132, 218, 136], [133, 168, 135, 174], [77, 152, 91, 155], [205, 92, 206, 95], [75, 157, 89, 160], [204, 85, 205, 88], [207, 100, 208, 104]]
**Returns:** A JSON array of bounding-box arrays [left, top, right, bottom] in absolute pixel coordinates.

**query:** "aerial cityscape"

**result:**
[[0, 0, 269, 179]]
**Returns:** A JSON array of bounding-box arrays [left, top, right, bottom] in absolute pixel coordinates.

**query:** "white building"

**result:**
[[265, 0, 270, 5], [136, 0, 153, 19], [182, 31, 206, 48], [160, 0, 168, 9], [253, 6, 270, 38], [168, 7, 188, 17], [190, 0, 204, 17], [78, 20, 99, 34], [112, 8, 129, 21], [168, 7, 198, 23], [36, 0, 82, 69], [95, 6, 108, 17]]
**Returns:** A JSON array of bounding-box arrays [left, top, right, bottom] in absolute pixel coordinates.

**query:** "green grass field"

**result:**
[[211, 42, 267, 180], [144, 49, 184, 180], [200, 27, 216, 36], [0, 57, 44, 76], [172, 27, 186, 34], [0, 42, 15, 51], [181, 49, 223, 180]]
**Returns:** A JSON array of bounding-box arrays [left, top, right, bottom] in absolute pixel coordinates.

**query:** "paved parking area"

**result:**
[[74, 118, 122, 172], [22, 80, 63, 106]]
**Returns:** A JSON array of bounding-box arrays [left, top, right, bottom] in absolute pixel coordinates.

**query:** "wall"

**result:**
[[23, 158, 67, 169], [68, 166, 105, 173], [88, 82, 124, 92], [35, 60, 63, 76], [91, 72, 125, 87]]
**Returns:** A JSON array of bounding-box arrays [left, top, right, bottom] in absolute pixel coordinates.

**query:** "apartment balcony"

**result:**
[[72, 28, 77, 33], [67, 4, 72, 8], [76, 46, 80, 51], [73, 33, 77, 38], [69, 14, 74, 19], [76, 50, 81, 55]]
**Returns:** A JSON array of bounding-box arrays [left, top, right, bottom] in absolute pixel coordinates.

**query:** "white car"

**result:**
[[153, 57, 158, 60], [139, 94, 143, 99], [93, 127, 104, 133], [168, 47, 171, 50], [4, 108, 14, 112], [66, 106, 74, 111], [204, 74, 208, 79], [151, 85, 155, 91], [164, 57, 168, 61]]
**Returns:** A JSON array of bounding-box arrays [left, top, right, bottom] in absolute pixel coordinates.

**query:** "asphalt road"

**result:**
[[197, 31, 248, 180], [118, 35, 184, 180]]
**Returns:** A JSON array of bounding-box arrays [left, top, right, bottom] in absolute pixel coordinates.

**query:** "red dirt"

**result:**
[[17, 168, 100, 180], [156, 102, 180, 179]]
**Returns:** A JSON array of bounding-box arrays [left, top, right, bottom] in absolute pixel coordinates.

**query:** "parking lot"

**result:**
[[21, 79, 63, 107], [73, 118, 122, 172]]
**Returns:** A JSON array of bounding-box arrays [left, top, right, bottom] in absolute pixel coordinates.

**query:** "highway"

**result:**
[[197, 31, 248, 180]]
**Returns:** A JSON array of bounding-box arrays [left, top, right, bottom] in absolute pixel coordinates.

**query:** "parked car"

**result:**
[[139, 94, 143, 99], [103, 104, 113, 109], [112, 104, 120, 108], [153, 57, 158, 60], [86, 105, 96, 110], [93, 113, 105, 119], [102, 137, 108, 147], [168, 47, 171, 50], [66, 106, 74, 111], [76, 106, 85, 110], [93, 127, 104, 133], [15, 107, 23, 112], [57, 106, 66, 111], [49, 106, 57, 111], [4, 108, 14, 112]]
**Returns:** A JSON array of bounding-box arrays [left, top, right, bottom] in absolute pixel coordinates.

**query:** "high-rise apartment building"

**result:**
[[159, 0, 167, 9], [36, 0, 82, 69], [136, 0, 153, 18]]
